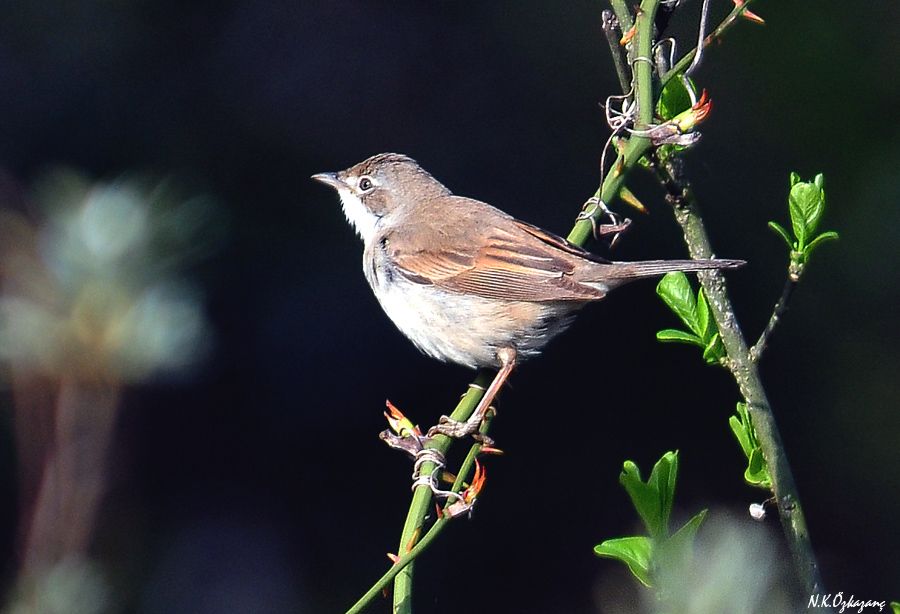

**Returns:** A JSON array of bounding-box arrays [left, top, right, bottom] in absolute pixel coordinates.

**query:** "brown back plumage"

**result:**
[[385, 193, 743, 302]]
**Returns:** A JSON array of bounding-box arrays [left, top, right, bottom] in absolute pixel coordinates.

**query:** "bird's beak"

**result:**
[[311, 172, 344, 190]]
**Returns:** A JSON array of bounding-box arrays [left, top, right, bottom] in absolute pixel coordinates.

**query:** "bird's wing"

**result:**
[[386, 201, 607, 302]]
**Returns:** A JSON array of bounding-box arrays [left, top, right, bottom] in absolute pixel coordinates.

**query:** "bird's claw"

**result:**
[[426, 414, 495, 446]]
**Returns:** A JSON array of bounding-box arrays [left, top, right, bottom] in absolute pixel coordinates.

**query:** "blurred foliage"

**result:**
[[4, 558, 110, 614], [0, 170, 220, 382]]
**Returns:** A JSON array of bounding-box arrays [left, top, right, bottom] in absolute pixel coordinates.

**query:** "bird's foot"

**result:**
[[426, 409, 495, 447]]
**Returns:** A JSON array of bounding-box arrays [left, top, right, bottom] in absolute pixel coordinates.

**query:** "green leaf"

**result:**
[[745, 448, 772, 489], [656, 329, 703, 346], [696, 290, 711, 338], [730, 403, 772, 490], [728, 415, 751, 457], [701, 332, 724, 364], [671, 509, 707, 545], [889, 601, 899, 614], [656, 77, 694, 121], [656, 272, 700, 336], [788, 175, 826, 248], [738, 402, 759, 448], [664, 509, 707, 559], [789, 172, 801, 188], [620, 462, 662, 539], [804, 231, 839, 257], [767, 221, 793, 249], [594, 536, 654, 587], [648, 451, 678, 537], [655, 508, 707, 579]]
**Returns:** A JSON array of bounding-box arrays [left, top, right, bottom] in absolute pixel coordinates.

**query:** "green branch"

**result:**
[[609, 0, 634, 32], [568, 0, 660, 246], [390, 372, 490, 613], [348, 417, 491, 614]]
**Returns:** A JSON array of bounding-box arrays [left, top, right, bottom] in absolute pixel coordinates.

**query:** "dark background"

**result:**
[[1, 1, 898, 612]]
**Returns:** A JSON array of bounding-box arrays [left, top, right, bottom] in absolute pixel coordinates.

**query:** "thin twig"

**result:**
[[660, 0, 761, 89], [749, 276, 797, 362], [651, 153, 824, 596], [683, 0, 712, 79], [602, 10, 632, 95]]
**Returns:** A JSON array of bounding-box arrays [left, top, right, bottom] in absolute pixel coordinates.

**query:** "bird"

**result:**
[[312, 153, 742, 438]]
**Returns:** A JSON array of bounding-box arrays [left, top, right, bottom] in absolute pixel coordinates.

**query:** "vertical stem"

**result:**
[[568, 0, 659, 247], [656, 158, 823, 595]]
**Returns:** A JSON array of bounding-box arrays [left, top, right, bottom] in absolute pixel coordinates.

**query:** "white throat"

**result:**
[[337, 188, 379, 243]]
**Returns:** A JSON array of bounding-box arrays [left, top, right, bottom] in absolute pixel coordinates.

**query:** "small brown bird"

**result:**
[[313, 153, 741, 437]]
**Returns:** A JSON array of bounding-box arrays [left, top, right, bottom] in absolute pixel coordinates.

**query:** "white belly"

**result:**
[[364, 255, 577, 369]]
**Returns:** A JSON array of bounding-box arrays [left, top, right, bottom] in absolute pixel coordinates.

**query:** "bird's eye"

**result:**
[[358, 177, 374, 191]]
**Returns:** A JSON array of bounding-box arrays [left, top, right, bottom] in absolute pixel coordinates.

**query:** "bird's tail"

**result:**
[[597, 258, 745, 285]]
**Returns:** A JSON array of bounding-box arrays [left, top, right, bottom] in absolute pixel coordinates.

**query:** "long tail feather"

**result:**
[[599, 258, 745, 282]]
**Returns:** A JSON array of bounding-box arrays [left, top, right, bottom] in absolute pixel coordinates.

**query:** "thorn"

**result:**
[[406, 527, 421, 552], [440, 470, 458, 484], [732, 0, 765, 24], [435, 503, 444, 519], [387, 552, 400, 564], [619, 24, 636, 46], [479, 446, 505, 456], [619, 186, 649, 214]]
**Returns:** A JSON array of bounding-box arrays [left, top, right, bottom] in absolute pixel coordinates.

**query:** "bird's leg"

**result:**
[[428, 347, 517, 441]]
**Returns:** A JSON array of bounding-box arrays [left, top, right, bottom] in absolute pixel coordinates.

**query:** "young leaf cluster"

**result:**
[[768, 173, 838, 279], [654, 77, 696, 158], [655, 272, 725, 365], [594, 451, 707, 588], [728, 403, 772, 490]]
